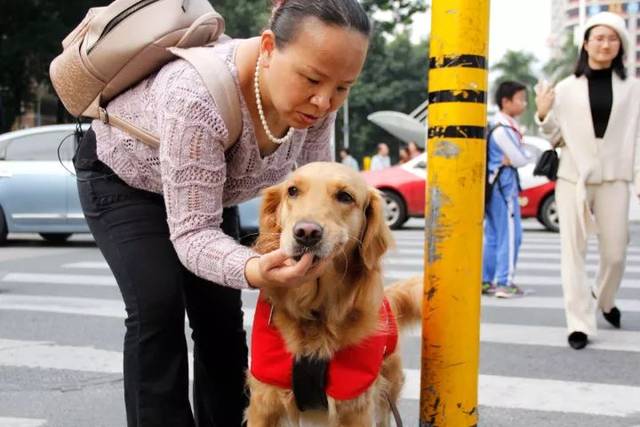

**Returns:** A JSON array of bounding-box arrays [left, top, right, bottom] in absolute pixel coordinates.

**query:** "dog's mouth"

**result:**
[[292, 247, 321, 265]]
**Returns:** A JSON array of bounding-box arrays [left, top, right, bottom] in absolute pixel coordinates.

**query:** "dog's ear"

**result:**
[[360, 188, 394, 270], [254, 184, 283, 254]]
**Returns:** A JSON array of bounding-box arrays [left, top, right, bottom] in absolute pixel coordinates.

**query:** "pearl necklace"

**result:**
[[254, 55, 294, 145]]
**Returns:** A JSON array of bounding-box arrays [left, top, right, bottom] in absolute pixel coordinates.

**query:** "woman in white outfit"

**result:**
[[535, 12, 640, 350]]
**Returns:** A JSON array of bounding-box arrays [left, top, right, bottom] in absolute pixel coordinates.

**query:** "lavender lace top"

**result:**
[[92, 39, 335, 289]]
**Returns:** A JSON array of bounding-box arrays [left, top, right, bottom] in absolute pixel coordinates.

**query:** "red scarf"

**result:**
[[250, 295, 398, 400]]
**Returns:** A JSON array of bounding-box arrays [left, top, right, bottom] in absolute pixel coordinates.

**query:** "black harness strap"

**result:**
[[292, 356, 329, 411]]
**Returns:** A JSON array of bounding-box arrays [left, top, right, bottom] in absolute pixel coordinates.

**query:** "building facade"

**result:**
[[551, 0, 640, 76]]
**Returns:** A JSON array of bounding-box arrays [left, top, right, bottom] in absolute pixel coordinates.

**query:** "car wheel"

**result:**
[[381, 190, 407, 230], [40, 233, 72, 243], [0, 207, 7, 244], [538, 194, 559, 232]]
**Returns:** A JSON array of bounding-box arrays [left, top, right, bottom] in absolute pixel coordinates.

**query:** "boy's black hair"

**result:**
[[340, 148, 351, 155], [574, 27, 627, 80], [494, 81, 527, 110]]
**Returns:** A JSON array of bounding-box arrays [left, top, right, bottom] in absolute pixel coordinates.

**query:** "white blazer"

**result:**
[[536, 72, 640, 233]]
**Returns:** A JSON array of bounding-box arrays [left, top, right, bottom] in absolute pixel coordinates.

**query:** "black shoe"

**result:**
[[568, 331, 588, 350], [603, 307, 621, 328]]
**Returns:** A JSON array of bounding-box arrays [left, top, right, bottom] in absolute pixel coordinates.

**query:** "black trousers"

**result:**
[[74, 129, 248, 427]]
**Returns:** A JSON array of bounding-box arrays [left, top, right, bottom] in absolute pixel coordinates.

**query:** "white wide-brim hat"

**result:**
[[581, 11, 630, 55]]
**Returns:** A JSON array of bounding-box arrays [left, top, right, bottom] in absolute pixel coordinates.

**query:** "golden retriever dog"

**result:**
[[246, 162, 422, 427]]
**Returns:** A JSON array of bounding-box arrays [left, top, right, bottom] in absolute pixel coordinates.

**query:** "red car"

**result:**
[[361, 137, 559, 232]]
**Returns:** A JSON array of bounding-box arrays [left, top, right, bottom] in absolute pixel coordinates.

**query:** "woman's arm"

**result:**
[[158, 65, 257, 289], [535, 82, 564, 147]]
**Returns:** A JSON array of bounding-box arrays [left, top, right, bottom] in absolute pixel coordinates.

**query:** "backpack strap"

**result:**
[[97, 45, 242, 151], [168, 45, 242, 149]]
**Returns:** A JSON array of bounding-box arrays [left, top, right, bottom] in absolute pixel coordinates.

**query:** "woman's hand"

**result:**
[[245, 249, 330, 289], [534, 80, 555, 122]]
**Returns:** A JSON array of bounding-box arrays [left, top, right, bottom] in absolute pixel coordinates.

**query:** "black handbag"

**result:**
[[533, 149, 559, 181]]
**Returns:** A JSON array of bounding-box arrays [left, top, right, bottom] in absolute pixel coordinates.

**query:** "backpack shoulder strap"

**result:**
[[168, 45, 242, 150], [98, 45, 242, 151]]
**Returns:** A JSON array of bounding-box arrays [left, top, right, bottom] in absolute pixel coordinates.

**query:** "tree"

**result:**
[[360, 0, 429, 34], [0, 0, 268, 132], [543, 32, 579, 84], [0, 0, 107, 131], [0, 0, 428, 144], [491, 50, 539, 133], [214, 0, 269, 38], [337, 30, 428, 162]]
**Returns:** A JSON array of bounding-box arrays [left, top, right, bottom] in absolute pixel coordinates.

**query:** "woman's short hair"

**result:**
[[574, 27, 627, 80], [270, 0, 371, 49]]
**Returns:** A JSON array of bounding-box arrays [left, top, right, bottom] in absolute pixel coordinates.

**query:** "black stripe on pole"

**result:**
[[429, 55, 487, 69], [428, 90, 486, 104], [428, 125, 486, 139]]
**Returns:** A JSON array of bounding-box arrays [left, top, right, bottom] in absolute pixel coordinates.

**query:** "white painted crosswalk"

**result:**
[[1, 226, 640, 425], [3, 337, 640, 418], [0, 417, 47, 427]]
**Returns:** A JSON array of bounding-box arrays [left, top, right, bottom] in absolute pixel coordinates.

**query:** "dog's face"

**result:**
[[257, 162, 392, 270]]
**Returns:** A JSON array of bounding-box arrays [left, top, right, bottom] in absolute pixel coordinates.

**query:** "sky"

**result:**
[[411, 0, 553, 68]]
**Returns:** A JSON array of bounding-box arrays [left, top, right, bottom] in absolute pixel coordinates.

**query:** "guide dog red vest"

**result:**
[[250, 295, 398, 400]]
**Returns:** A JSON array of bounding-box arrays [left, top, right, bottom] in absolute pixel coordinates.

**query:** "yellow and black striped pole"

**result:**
[[420, 1, 490, 426]]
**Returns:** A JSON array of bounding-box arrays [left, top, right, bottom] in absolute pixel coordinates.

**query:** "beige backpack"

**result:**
[[49, 0, 242, 149]]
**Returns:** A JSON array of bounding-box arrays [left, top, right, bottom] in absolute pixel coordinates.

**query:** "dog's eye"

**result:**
[[336, 191, 354, 204], [287, 186, 298, 198]]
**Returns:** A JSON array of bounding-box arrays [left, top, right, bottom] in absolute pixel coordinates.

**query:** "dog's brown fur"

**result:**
[[246, 162, 422, 427]]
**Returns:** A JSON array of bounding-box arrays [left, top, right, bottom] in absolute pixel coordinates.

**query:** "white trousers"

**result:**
[[555, 179, 629, 336]]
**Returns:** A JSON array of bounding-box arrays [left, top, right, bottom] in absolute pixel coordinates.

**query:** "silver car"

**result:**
[[0, 124, 90, 243]]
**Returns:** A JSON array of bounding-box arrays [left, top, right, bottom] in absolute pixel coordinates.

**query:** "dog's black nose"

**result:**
[[293, 221, 323, 247]]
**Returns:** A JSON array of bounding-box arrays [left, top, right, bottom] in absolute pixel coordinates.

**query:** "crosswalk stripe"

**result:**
[[2, 337, 639, 418], [482, 296, 640, 311], [1, 273, 116, 287], [402, 370, 640, 417], [0, 417, 47, 427], [5, 296, 640, 353], [478, 323, 640, 352], [0, 338, 195, 382], [514, 274, 640, 289], [520, 243, 640, 253], [388, 248, 640, 264], [0, 339, 121, 374], [383, 258, 640, 274], [519, 253, 640, 262], [0, 295, 125, 318], [61, 262, 109, 269], [518, 261, 640, 273]]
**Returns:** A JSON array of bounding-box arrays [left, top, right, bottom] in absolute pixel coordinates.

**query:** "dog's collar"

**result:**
[[250, 294, 398, 402]]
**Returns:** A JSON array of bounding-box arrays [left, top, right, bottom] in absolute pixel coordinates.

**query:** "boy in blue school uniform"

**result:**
[[482, 81, 533, 298]]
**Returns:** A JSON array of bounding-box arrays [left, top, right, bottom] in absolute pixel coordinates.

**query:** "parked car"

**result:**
[[361, 136, 559, 232], [0, 124, 91, 243], [0, 124, 262, 245]]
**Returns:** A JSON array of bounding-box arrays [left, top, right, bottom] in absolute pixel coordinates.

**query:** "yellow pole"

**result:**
[[420, 1, 490, 426]]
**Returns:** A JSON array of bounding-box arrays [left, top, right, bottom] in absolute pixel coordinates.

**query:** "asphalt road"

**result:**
[[1, 218, 639, 426]]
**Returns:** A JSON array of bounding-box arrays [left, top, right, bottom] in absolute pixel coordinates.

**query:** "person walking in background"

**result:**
[[482, 81, 533, 299], [72, 1, 371, 425], [398, 146, 410, 164], [535, 12, 640, 350], [339, 147, 359, 170], [407, 140, 423, 159], [370, 142, 391, 171]]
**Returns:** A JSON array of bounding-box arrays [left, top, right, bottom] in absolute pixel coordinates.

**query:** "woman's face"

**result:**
[[584, 25, 621, 68], [260, 17, 369, 129]]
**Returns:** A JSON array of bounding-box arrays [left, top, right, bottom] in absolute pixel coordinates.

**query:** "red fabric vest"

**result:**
[[250, 295, 398, 400]]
